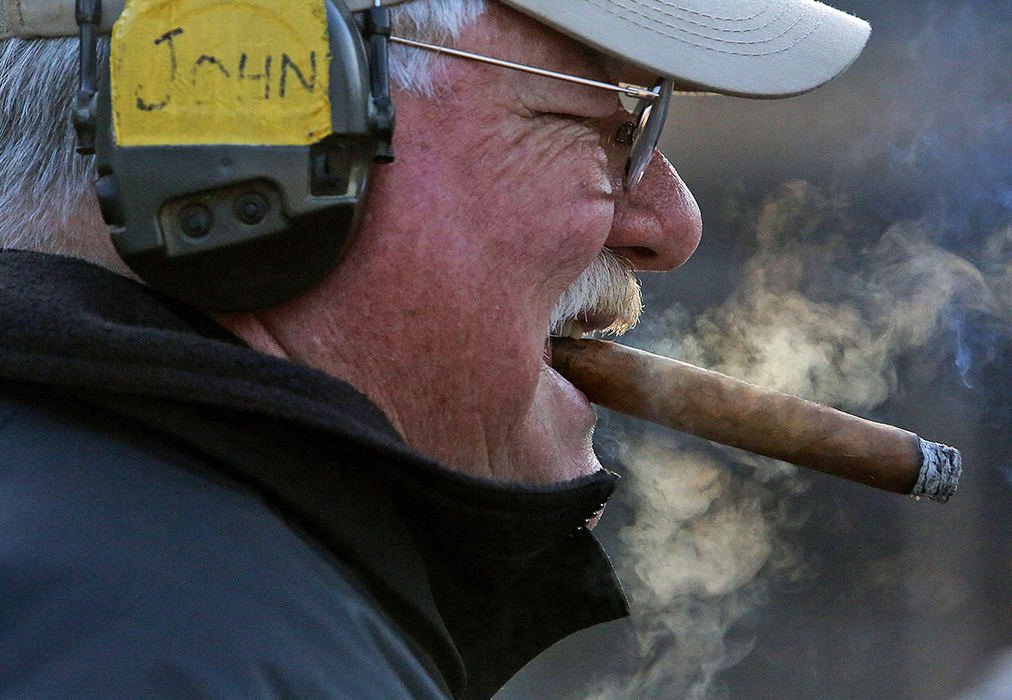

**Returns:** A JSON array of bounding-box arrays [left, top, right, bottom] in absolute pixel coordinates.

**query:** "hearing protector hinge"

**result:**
[[361, 5, 395, 163], [73, 0, 101, 155]]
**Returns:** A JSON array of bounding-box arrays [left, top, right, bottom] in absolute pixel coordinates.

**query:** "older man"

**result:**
[[0, 0, 868, 697]]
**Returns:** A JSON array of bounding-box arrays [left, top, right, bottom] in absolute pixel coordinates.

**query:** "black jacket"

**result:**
[[0, 251, 628, 699]]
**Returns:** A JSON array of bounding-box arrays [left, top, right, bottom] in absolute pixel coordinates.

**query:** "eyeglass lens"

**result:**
[[625, 78, 674, 189]]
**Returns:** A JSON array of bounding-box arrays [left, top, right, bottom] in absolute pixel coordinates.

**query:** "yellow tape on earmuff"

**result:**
[[111, 0, 332, 146]]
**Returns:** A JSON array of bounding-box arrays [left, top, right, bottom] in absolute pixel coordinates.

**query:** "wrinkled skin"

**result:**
[[220, 3, 702, 484]]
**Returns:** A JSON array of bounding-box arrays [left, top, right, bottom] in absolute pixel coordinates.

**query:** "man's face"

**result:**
[[270, 3, 701, 483]]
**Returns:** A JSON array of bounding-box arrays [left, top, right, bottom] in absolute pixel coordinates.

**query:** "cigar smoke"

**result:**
[[643, 183, 1004, 412], [542, 179, 1005, 699], [585, 433, 810, 699]]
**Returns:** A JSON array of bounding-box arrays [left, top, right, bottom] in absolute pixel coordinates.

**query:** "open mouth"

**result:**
[[544, 315, 621, 367]]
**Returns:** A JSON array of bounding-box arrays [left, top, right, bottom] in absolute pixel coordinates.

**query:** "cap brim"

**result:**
[[500, 0, 870, 98]]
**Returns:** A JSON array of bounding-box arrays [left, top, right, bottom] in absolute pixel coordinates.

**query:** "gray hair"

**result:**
[[389, 0, 487, 95], [0, 0, 486, 255]]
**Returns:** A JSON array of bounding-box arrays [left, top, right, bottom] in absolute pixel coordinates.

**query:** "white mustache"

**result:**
[[549, 249, 642, 336]]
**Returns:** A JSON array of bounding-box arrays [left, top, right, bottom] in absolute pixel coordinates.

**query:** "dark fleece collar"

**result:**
[[0, 251, 628, 699]]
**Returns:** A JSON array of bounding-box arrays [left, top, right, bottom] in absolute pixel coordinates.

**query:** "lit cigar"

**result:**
[[551, 338, 961, 502]]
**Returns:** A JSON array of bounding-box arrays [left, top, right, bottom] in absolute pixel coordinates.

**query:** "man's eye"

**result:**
[[537, 111, 595, 127]]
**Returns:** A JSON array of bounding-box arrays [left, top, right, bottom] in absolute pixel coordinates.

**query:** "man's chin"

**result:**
[[498, 362, 602, 485]]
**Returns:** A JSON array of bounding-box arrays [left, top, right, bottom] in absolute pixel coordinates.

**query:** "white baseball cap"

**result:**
[[353, 0, 870, 97], [2, 0, 870, 97]]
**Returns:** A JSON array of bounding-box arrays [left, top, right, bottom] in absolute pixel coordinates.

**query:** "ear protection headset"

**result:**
[[74, 0, 394, 311]]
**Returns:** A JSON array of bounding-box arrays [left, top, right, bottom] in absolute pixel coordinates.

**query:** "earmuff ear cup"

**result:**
[[94, 0, 384, 310]]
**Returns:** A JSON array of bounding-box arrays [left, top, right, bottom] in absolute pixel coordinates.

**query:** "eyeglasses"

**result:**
[[388, 35, 673, 190]]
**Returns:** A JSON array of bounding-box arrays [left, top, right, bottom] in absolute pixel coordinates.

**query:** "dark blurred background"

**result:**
[[500, 1, 1011, 697]]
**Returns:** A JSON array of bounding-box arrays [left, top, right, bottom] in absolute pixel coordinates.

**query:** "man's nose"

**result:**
[[605, 150, 702, 271]]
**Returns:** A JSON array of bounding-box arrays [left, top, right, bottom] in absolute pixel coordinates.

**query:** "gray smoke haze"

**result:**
[[580, 180, 1009, 698], [584, 436, 807, 699], [644, 182, 1005, 409]]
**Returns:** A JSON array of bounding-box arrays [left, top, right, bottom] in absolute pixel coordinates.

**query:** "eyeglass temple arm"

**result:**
[[387, 35, 659, 100]]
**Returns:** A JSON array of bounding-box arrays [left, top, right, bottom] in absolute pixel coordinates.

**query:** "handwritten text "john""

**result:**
[[134, 28, 322, 111]]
